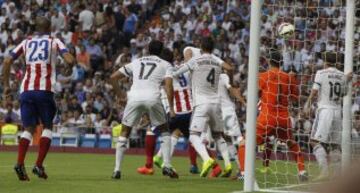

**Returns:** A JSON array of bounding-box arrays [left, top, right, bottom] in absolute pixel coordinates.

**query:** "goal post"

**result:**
[[242, 0, 356, 192], [341, 0, 355, 172], [244, 0, 262, 192]]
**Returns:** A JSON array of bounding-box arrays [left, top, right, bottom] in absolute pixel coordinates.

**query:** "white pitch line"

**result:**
[[230, 182, 323, 193]]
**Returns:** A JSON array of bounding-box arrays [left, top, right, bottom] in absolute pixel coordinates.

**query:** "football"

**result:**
[[278, 23, 295, 38]]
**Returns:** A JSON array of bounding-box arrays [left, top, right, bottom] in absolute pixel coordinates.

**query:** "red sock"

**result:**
[[238, 145, 245, 172], [36, 137, 51, 167], [206, 147, 215, 158], [290, 143, 305, 172], [263, 142, 273, 167], [145, 134, 156, 169], [188, 143, 197, 166], [17, 138, 31, 165]]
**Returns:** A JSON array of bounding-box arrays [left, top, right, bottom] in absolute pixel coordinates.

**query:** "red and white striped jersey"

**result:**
[[10, 35, 68, 93], [173, 72, 192, 114], [160, 72, 193, 114]]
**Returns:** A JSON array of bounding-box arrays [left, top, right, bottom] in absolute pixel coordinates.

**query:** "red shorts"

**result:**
[[256, 113, 293, 144]]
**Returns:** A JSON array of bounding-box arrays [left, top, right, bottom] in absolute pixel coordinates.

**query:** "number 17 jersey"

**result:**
[[313, 67, 346, 109], [119, 55, 173, 102]]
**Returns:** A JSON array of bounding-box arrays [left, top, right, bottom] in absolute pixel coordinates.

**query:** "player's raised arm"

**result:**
[[173, 61, 192, 77]]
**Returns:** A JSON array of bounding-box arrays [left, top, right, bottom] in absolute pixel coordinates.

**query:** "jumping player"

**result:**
[[237, 49, 308, 181], [304, 52, 352, 180], [2, 17, 75, 181], [173, 37, 233, 177], [110, 40, 178, 179]]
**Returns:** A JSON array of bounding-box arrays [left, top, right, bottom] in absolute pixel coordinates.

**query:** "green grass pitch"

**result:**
[[0, 152, 319, 193]]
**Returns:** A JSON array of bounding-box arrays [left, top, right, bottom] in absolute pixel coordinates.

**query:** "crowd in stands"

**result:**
[[0, 0, 359, 148]]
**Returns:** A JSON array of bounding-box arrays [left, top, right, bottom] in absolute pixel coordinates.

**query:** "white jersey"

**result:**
[[183, 46, 201, 58], [119, 55, 173, 102], [10, 35, 68, 93], [313, 67, 346, 109], [184, 53, 224, 106], [218, 73, 235, 109]]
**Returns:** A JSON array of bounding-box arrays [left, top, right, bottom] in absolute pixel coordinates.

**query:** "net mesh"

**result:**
[[251, 0, 360, 191]]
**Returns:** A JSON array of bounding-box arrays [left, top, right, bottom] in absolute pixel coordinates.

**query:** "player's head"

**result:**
[[323, 52, 341, 67], [201, 37, 215, 53], [160, 48, 174, 63], [148, 40, 164, 56], [35, 16, 51, 33], [267, 49, 282, 68]]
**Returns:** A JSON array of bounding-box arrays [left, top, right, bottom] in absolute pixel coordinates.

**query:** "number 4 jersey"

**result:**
[[313, 67, 346, 109], [10, 35, 68, 93], [118, 55, 173, 102]]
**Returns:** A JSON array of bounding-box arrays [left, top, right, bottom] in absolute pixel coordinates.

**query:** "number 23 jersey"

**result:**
[[313, 67, 346, 109], [119, 55, 173, 102]]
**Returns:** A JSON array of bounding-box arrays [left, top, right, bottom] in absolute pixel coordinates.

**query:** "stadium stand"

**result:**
[[0, 0, 358, 152]]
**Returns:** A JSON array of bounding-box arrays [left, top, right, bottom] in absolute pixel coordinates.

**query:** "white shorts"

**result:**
[[122, 100, 167, 127], [190, 104, 223, 133], [222, 107, 241, 137], [311, 108, 342, 144]]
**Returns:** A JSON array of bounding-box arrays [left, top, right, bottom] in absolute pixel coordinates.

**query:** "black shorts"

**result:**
[[169, 113, 192, 139]]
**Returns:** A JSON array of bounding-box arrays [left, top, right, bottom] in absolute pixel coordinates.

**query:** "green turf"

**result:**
[[0, 152, 320, 193]]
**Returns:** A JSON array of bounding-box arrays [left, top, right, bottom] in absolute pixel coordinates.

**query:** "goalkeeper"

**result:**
[[237, 49, 308, 181]]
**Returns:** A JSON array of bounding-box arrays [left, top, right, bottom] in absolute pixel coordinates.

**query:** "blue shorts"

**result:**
[[20, 91, 57, 129], [169, 113, 192, 138]]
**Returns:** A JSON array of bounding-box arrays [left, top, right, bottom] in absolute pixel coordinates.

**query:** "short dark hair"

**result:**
[[201, 37, 215, 53], [267, 49, 282, 67], [35, 16, 51, 33], [148, 40, 163, 56], [323, 52, 343, 66], [160, 48, 174, 63]]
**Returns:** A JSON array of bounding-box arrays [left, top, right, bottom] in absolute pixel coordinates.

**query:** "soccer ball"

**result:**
[[277, 23, 295, 39]]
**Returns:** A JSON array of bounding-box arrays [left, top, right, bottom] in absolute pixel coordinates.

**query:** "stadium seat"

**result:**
[[80, 134, 97, 148], [98, 134, 112, 148], [60, 133, 79, 147], [51, 133, 61, 146], [0, 123, 18, 145]]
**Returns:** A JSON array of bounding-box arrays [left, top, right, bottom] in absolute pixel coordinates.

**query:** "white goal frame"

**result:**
[[242, 0, 355, 192]]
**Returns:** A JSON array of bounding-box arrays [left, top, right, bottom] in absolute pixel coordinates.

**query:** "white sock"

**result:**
[[216, 137, 231, 167], [228, 143, 241, 171], [160, 132, 171, 168], [189, 134, 210, 161], [313, 144, 328, 176], [114, 136, 128, 172], [170, 136, 178, 157], [21, 131, 33, 141]]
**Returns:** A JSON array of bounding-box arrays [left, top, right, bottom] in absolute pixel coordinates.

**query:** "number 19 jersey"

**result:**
[[119, 55, 173, 102], [186, 53, 224, 107], [313, 67, 346, 109]]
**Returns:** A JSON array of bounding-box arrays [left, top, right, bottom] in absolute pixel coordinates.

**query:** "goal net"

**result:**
[[240, 0, 359, 192]]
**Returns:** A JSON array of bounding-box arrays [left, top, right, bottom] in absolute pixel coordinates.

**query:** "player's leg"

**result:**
[[328, 109, 342, 176], [260, 136, 274, 174], [148, 101, 178, 178], [153, 129, 181, 168], [33, 91, 57, 179], [310, 108, 333, 179], [209, 104, 232, 177], [15, 92, 39, 181], [237, 119, 267, 179], [275, 115, 307, 181], [137, 127, 156, 175], [112, 102, 140, 179], [188, 105, 215, 177]]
